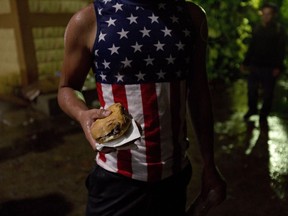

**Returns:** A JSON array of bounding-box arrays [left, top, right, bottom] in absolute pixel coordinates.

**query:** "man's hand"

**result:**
[[186, 167, 226, 216], [78, 108, 113, 152]]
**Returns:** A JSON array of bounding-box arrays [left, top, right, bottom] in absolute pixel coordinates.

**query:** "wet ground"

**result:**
[[0, 77, 288, 216]]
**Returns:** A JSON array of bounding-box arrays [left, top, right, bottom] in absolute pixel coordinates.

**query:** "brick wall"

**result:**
[[0, 0, 91, 95]]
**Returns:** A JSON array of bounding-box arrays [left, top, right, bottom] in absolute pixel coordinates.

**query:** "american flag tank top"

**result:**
[[92, 0, 195, 182]]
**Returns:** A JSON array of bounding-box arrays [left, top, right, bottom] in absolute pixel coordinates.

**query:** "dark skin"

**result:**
[[58, 1, 226, 214], [185, 3, 226, 214], [58, 4, 112, 152]]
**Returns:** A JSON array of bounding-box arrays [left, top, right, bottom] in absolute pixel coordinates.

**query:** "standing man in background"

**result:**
[[241, 2, 286, 122], [58, 0, 226, 215]]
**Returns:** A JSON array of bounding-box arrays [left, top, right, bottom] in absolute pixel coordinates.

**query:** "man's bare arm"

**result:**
[[57, 4, 111, 150]]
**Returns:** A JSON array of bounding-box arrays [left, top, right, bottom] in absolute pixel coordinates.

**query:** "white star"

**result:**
[[113, 3, 123, 12], [100, 72, 107, 81], [154, 41, 165, 51], [158, 3, 166, 9], [121, 57, 132, 68], [106, 17, 116, 27], [94, 61, 98, 68], [127, 14, 138, 24], [135, 71, 145, 81], [117, 28, 129, 39], [102, 60, 110, 69], [131, 42, 143, 52], [103, 0, 111, 4], [177, 6, 184, 12], [94, 49, 99, 56], [176, 70, 182, 77], [98, 32, 106, 42], [157, 70, 166, 79], [140, 27, 151, 37], [166, 55, 176, 64], [115, 73, 124, 82], [98, 8, 103, 15], [176, 41, 185, 50], [148, 14, 159, 23], [144, 55, 154, 66], [170, 15, 179, 23], [162, 27, 172, 37], [183, 29, 191, 37], [108, 44, 120, 55]]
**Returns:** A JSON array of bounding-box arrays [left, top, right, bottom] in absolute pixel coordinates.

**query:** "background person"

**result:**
[[240, 2, 286, 122]]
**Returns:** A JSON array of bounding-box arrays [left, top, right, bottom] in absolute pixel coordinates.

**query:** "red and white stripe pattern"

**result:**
[[92, 0, 194, 182], [95, 81, 189, 182]]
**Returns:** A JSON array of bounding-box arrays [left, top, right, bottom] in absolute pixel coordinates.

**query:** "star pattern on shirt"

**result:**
[[108, 44, 120, 55], [144, 55, 154, 66], [113, 3, 123, 12], [121, 57, 132, 68], [170, 15, 179, 23], [176, 41, 185, 50], [93, 0, 194, 84], [117, 28, 129, 39], [154, 41, 165, 51], [157, 70, 166, 79], [166, 55, 176, 64], [140, 27, 151, 37], [161, 27, 172, 37], [98, 32, 107, 42], [103, 60, 110, 69], [127, 14, 138, 24], [131, 42, 143, 52], [106, 17, 117, 26], [136, 71, 145, 81], [115, 72, 124, 82], [148, 14, 159, 23]]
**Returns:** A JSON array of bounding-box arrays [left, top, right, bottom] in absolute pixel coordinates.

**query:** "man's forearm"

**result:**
[[58, 87, 89, 122], [188, 94, 216, 168]]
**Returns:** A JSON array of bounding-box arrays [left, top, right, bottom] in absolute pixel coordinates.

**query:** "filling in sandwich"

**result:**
[[102, 124, 121, 141]]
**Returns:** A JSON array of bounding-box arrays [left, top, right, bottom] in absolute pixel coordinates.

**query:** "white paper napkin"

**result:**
[[95, 119, 141, 151]]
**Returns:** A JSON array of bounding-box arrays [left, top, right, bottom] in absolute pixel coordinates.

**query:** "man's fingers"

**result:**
[[90, 108, 111, 119]]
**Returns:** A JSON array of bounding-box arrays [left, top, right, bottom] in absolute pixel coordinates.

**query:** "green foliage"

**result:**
[[191, 0, 288, 82], [281, 0, 288, 23]]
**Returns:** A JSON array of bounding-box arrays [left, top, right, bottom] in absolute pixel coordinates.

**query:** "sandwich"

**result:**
[[91, 103, 132, 143]]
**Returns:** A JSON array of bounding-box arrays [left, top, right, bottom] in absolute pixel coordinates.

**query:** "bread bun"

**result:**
[[91, 103, 132, 143]]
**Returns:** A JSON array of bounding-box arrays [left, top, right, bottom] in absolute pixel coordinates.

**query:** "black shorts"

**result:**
[[85, 164, 192, 216]]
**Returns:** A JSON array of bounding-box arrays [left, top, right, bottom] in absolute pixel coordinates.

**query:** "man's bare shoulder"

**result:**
[[185, 1, 207, 27], [64, 3, 96, 49], [67, 3, 95, 32]]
